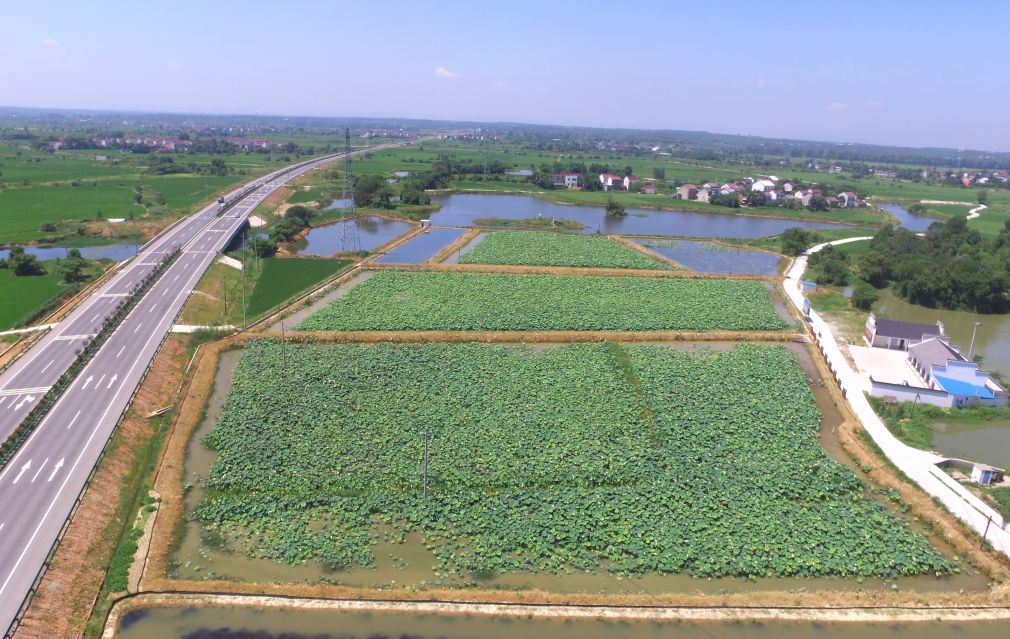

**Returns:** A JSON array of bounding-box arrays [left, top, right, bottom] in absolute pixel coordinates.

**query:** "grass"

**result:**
[[0, 268, 65, 329], [832, 239, 872, 256], [246, 257, 351, 318], [808, 290, 853, 313], [297, 271, 788, 332], [988, 487, 1010, 521], [459, 231, 669, 269], [869, 400, 1010, 451]]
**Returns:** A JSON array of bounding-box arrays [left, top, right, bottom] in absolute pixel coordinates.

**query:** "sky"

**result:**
[[3, 0, 1009, 151]]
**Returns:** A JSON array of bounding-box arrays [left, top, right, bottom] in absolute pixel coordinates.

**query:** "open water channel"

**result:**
[[115, 606, 1010, 639]]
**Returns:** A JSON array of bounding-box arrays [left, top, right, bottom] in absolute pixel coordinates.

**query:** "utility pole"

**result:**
[[338, 128, 360, 254], [968, 321, 982, 360], [241, 230, 248, 329]]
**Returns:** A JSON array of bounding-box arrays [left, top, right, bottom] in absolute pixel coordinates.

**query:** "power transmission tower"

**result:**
[[338, 128, 360, 254]]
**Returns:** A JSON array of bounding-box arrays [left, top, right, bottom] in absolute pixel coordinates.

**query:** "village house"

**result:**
[[864, 314, 944, 350], [696, 186, 713, 203], [640, 183, 657, 194], [677, 184, 698, 200], [551, 172, 581, 189], [872, 168, 898, 179], [751, 178, 777, 192], [599, 173, 621, 191], [993, 170, 1010, 182], [837, 191, 858, 208], [782, 182, 795, 192], [623, 175, 638, 190]]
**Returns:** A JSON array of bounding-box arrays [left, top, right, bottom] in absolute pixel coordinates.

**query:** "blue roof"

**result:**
[[933, 375, 995, 399]]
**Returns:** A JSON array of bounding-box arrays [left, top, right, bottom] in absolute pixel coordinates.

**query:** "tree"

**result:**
[[780, 227, 819, 256], [652, 167, 666, 181], [60, 248, 87, 283], [285, 205, 315, 227], [354, 175, 386, 207], [583, 176, 602, 192], [850, 280, 879, 310], [8, 247, 46, 276], [247, 236, 277, 258], [807, 195, 830, 212], [978, 189, 990, 205], [605, 196, 626, 217], [400, 186, 430, 205]]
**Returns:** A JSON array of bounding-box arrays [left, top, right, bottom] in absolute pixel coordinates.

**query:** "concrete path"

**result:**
[[785, 237, 1010, 558]]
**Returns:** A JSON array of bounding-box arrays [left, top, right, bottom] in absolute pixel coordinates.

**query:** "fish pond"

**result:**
[[373, 227, 467, 264], [431, 194, 849, 238], [170, 342, 983, 593], [631, 239, 781, 275], [293, 216, 413, 256], [0, 242, 139, 262], [115, 606, 1010, 639]]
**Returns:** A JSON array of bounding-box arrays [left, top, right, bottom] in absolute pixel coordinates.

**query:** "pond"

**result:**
[[0, 243, 139, 262], [374, 227, 467, 264], [431, 194, 848, 238], [631, 239, 781, 275], [324, 198, 353, 210], [877, 203, 943, 232], [874, 288, 1010, 380], [932, 420, 1010, 469], [116, 605, 1010, 639], [294, 216, 413, 256]]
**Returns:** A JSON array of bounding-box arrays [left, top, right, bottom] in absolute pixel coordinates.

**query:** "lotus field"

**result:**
[[295, 271, 788, 331], [194, 341, 948, 579], [458, 231, 671, 269]]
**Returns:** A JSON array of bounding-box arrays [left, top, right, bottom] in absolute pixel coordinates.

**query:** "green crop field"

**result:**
[[195, 341, 948, 579], [246, 257, 351, 318], [296, 271, 788, 332], [0, 268, 64, 329], [458, 231, 670, 269]]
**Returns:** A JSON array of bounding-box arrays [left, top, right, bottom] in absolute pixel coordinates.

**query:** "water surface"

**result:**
[[632, 239, 781, 275], [117, 605, 1010, 639], [431, 194, 848, 238], [295, 216, 413, 255], [877, 203, 943, 232], [374, 227, 466, 264], [932, 420, 1010, 469], [0, 243, 139, 262]]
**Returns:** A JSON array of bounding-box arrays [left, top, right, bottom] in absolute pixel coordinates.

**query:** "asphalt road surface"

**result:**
[[0, 144, 406, 634]]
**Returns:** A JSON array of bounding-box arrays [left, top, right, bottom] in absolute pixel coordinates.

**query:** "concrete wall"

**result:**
[[869, 377, 954, 408]]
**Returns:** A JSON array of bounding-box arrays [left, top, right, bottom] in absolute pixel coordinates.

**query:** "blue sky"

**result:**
[[4, 0, 1008, 150]]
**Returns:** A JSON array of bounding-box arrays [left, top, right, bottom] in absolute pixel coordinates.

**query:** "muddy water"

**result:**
[[374, 227, 468, 264], [171, 343, 987, 593], [294, 216, 413, 256], [116, 606, 1010, 639], [631, 239, 782, 275], [932, 420, 1010, 469]]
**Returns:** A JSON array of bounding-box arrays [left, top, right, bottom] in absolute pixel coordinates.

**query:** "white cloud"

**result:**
[[433, 66, 460, 80], [168, 60, 184, 70], [864, 99, 885, 108], [492, 80, 507, 89], [825, 101, 848, 112], [40, 38, 61, 49], [756, 77, 766, 89]]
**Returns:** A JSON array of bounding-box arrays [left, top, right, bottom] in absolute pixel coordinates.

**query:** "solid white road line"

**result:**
[[40, 359, 55, 374]]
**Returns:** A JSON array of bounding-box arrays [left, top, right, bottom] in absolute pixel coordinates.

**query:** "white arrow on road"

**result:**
[[106, 374, 118, 389], [81, 375, 94, 390], [12, 461, 30, 484], [47, 458, 65, 482], [14, 395, 36, 411]]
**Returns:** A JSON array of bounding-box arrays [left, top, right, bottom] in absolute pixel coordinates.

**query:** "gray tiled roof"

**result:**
[[908, 338, 964, 370], [874, 318, 938, 341]]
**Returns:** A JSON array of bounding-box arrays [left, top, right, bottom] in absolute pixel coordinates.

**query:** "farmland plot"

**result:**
[[295, 271, 788, 332], [193, 341, 948, 580], [457, 231, 670, 269]]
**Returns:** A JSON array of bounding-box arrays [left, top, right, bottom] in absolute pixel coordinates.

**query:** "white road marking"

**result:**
[[67, 409, 82, 430], [106, 374, 118, 389], [30, 458, 48, 483], [92, 314, 100, 323], [134, 322, 144, 333], [0, 387, 50, 397], [0, 397, 7, 409], [117, 345, 126, 358], [81, 375, 94, 390], [96, 374, 106, 388], [40, 359, 55, 374], [47, 458, 65, 482], [162, 287, 169, 296], [149, 304, 157, 313], [173, 274, 179, 282], [12, 461, 30, 484], [14, 395, 36, 410]]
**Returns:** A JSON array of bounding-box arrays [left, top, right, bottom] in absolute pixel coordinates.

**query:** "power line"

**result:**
[[338, 128, 360, 254]]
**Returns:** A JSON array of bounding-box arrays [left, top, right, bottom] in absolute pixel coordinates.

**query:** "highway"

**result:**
[[0, 144, 406, 635]]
